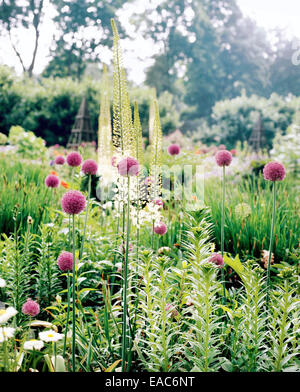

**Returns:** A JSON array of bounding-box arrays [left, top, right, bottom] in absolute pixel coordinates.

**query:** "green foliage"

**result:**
[[43, 1, 132, 80], [207, 93, 298, 149], [8, 125, 47, 159], [34, 225, 62, 310], [0, 132, 7, 144], [0, 226, 34, 324], [271, 123, 300, 173], [0, 156, 61, 235], [205, 173, 299, 262]]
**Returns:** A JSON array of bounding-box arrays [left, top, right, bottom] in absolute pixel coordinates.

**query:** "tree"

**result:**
[[0, 0, 46, 77], [134, 0, 272, 120], [269, 31, 300, 97], [44, 0, 132, 79]]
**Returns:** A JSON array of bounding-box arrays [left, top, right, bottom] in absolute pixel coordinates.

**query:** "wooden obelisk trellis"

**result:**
[[67, 96, 96, 149], [249, 113, 265, 152]]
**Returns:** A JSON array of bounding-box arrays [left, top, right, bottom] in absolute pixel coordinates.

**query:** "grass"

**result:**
[[204, 173, 299, 262]]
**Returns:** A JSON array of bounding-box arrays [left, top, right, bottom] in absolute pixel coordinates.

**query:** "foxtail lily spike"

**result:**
[[149, 100, 162, 201], [111, 19, 135, 157], [98, 64, 112, 168]]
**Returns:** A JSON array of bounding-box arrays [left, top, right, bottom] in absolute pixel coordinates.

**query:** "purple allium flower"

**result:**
[[82, 159, 98, 175], [45, 174, 60, 188], [66, 151, 82, 167], [57, 251, 74, 272], [55, 155, 65, 165], [154, 222, 167, 235], [22, 298, 40, 317], [263, 162, 286, 182], [215, 150, 232, 167], [117, 157, 139, 177], [209, 253, 224, 268], [168, 144, 180, 156], [155, 199, 164, 208], [61, 190, 86, 215]]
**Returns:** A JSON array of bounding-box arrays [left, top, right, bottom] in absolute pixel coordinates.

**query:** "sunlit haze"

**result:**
[[0, 0, 299, 83]]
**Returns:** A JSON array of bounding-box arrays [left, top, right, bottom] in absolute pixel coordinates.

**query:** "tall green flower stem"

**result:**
[[68, 168, 75, 252], [121, 176, 131, 371], [151, 220, 155, 250], [63, 273, 71, 357], [71, 214, 76, 372], [266, 181, 276, 306], [79, 174, 91, 259], [220, 166, 226, 304]]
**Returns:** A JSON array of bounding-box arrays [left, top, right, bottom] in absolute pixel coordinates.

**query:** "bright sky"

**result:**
[[0, 0, 299, 84]]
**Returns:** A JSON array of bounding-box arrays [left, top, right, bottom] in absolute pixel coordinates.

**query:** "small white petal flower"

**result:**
[[24, 339, 44, 351], [0, 278, 6, 288], [39, 330, 64, 342], [0, 327, 16, 342], [0, 306, 18, 324]]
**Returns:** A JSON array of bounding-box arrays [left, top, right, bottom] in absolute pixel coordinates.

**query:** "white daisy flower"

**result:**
[[24, 339, 44, 351], [0, 278, 6, 288], [39, 330, 64, 342], [0, 306, 18, 324], [0, 327, 16, 342]]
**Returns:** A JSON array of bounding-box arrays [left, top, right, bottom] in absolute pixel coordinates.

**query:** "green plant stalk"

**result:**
[[204, 274, 211, 372], [274, 280, 289, 371], [151, 220, 155, 249], [79, 174, 91, 259], [72, 214, 76, 372], [53, 342, 57, 371], [63, 273, 71, 357], [221, 166, 226, 303], [3, 340, 9, 371], [110, 210, 120, 298], [160, 266, 168, 371], [121, 176, 131, 372], [266, 181, 276, 306]]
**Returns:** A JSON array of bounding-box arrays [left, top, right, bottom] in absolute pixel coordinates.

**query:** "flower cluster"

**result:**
[[61, 190, 86, 215]]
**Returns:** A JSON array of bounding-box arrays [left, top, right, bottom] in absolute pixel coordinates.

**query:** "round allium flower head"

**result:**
[[57, 251, 74, 271], [168, 144, 180, 156], [209, 253, 224, 268], [155, 199, 164, 208], [82, 159, 98, 175], [117, 157, 139, 177], [235, 202, 251, 219], [45, 174, 60, 188], [66, 151, 82, 167], [54, 155, 65, 165], [154, 222, 168, 235], [215, 150, 232, 167], [61, 190, 86, 215], [263, 162, 286, 182], [22, 298, 40, 317]]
